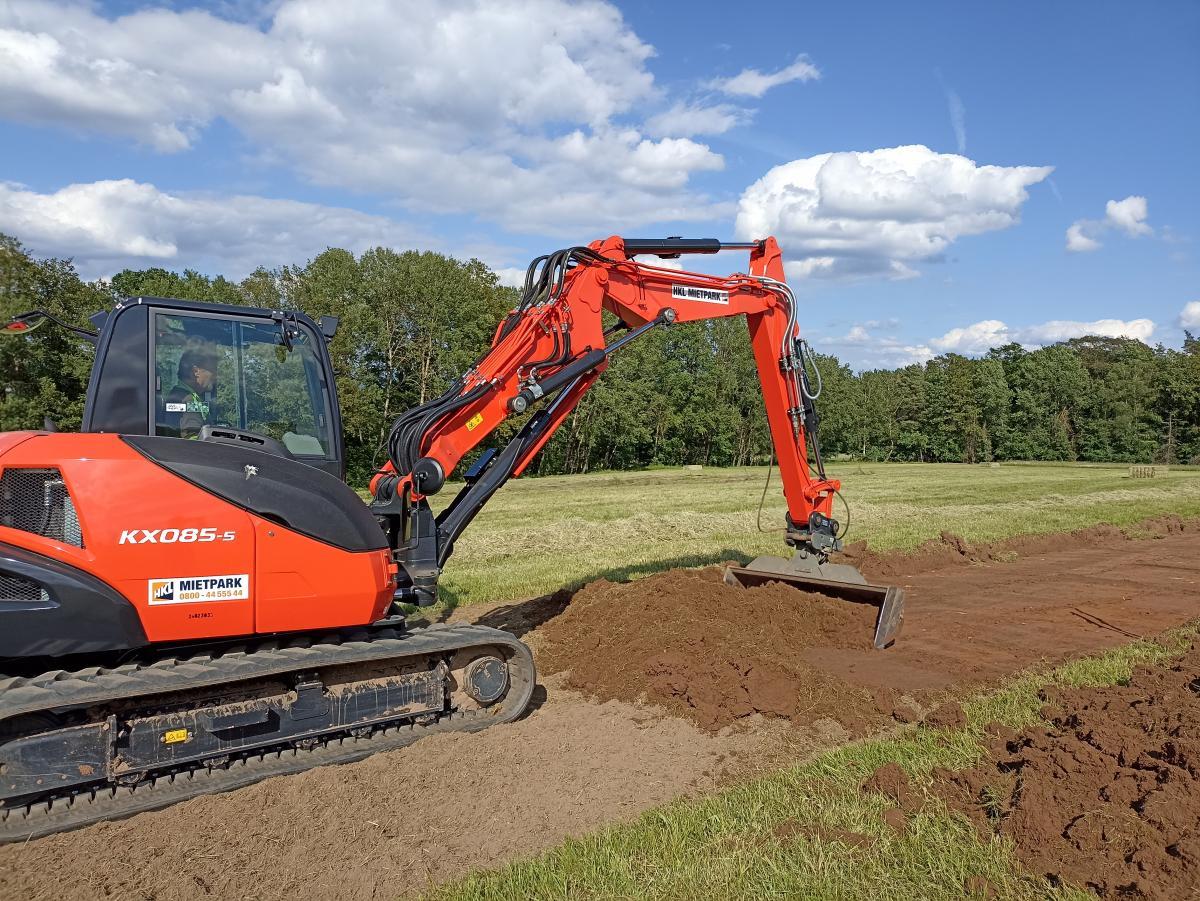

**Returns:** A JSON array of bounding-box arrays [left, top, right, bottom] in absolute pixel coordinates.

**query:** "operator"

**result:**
[[167, 346, 220, 439]]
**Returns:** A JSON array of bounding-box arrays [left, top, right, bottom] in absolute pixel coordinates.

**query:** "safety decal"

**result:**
[[671, 284, 729, 305], [465, 412, 484, 431], [161, 728, 191, 745], [147, 574, 250, 605], [164, 402, 187, 412]]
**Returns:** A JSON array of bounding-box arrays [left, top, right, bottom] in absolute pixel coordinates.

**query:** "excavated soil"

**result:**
[[538, 515, 1200, 733], [3, 515, 1200, 899], [928, 643, 1200, 899], [539, 566, 883, 732]]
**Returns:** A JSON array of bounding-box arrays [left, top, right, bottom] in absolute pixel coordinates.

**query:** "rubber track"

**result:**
[[0, 623, 536, 843]]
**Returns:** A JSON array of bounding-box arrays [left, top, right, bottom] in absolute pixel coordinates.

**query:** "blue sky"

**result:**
[[0, 0, 1196, 368]]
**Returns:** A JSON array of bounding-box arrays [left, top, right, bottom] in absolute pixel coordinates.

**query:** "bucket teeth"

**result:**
[[724, 557, 904, 649]]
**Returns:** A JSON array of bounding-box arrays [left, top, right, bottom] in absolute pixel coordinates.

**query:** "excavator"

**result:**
[[0, 235, 902, 842]]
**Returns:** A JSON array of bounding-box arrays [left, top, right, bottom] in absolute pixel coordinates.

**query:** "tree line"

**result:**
[[2, 234, 1197, 485]]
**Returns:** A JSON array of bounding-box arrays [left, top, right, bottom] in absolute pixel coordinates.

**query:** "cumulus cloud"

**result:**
[[643, 102, 750, 138], [0, 0, 729, 233], [708, 55, 820, 98], [1065, 222, 1101, 252], [489, 268, 525, 289], [819, 323, 933, 367], [930, 317, 1155, 354], [1105, 196, 1152, 236], [1180, 301, 1200, 332], [0, 179, 428, 279], [820, 315, 1157, 370], [1065, 195, 1152, 252], [735, 145, 1052, 280]]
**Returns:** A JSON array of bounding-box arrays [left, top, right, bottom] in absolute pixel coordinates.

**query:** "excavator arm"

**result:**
[[371, 235, 903, 647]]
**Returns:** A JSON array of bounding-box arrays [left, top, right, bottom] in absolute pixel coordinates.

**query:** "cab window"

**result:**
[[153, 311, 333, 459]]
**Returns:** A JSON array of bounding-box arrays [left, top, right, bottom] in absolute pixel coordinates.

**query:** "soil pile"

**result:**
[[934, 643, 1200, 899], [539, 565, 881, 731]]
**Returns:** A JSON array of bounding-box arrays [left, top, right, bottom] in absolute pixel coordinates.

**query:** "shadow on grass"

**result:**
[[470, 549, 754, 638]]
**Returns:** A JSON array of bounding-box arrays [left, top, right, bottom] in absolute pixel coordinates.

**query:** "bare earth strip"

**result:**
[[2, 518, 1199, 899]]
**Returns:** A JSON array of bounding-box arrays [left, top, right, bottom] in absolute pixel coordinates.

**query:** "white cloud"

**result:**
[[1065, 222, 1101, 252], [929, 319, 1011, 354], [1066, 195, 1152, 252], [643, 102, 750, 138], [709, 55, 820, 98], [1018, 318, 1155, 344], [821, 314, 1160, 370], [1180, 301, 1200, 332], [820, 323, 933, 367], [930, 317, 1155, 353], [0, 0, 728, 233], [1105, 195, 1152, 236], [0, 178, 427, 279], [627, 255, 685, 271], [492, 267, 528, 289], [735, 145, 1052, 280]]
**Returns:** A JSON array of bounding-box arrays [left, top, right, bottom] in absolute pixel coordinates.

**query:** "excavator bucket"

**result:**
[[724, 555, 904, 649]]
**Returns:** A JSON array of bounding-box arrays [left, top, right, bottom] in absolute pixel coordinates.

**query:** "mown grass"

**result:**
[[427, 462, 1200, 608], [429, 627, 1197, 901]]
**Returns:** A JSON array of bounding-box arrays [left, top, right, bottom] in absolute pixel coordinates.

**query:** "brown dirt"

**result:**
[[861, 761, 918, 810], [835, 514, 1193, 580], [539, 565, 881, 732], [881, 808, 909, 833], [932, 642, 1200, 900], [3, 516, 1200, 899], [922, 700, 967, 730], [0, 680, 778, 901], [802, 515, 1200, 694], [538, 516, 1200, 732]]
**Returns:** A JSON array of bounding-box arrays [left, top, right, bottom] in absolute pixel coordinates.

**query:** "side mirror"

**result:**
[[319, 316, 339, 340]]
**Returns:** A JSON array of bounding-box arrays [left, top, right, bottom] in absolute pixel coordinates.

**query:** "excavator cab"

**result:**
[[42, 297, 347, 480]]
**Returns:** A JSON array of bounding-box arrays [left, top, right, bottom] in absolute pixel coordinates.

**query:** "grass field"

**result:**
[[434, 461, 1200, 608]]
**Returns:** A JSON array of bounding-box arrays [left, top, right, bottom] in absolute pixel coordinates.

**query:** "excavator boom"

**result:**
[[371, 235, 904, 647]]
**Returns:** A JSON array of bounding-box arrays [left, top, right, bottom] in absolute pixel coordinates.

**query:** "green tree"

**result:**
[[0, 235, 110, 432], [110, 267, 244, 304]]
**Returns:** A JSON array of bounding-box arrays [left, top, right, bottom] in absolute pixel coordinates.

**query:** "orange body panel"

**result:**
[[0, 433, 393, 642], [253, 517, 392, 633]]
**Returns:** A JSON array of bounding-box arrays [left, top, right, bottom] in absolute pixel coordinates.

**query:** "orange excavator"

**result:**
[[0, 236, 902, 841]]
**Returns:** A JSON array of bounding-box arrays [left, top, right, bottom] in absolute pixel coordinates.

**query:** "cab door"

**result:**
[[82, 298, 345, 480]]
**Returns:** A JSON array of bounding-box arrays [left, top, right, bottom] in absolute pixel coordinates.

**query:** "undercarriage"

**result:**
[[0, 622, 535, 842]]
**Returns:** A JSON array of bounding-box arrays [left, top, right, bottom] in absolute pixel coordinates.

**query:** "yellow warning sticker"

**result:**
[[162, 728, 190, 745], [465, 412, 484, 431]]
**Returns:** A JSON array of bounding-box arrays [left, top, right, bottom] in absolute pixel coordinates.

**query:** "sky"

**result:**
[[0, 0, 1197, 369]]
